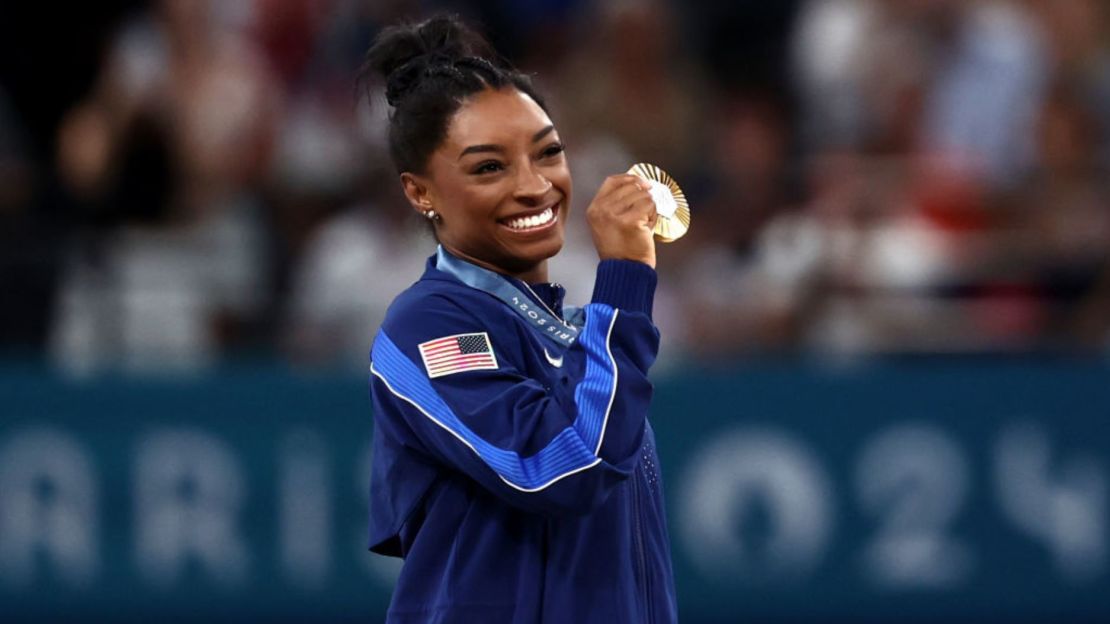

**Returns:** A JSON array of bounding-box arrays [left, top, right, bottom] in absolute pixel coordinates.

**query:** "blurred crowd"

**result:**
[[2, 0, 1110, 374]]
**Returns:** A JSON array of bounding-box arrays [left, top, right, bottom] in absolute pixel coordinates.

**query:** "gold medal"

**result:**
[[627, 163, 690, 242]]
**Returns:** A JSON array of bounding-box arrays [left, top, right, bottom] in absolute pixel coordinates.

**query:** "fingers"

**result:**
[[595, 174, 656, 217], [617, 187, 658, 222], [610, 182, 650, 208], [596, 174, 648, 202], [587, 173, 659, 267], [598, 173, 647, 194]]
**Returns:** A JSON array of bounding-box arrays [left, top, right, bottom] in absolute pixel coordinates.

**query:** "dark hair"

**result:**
[[360, 15, 548, 175]]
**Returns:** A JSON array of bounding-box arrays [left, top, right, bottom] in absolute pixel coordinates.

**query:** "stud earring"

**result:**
[[424, 209, 440, 222]]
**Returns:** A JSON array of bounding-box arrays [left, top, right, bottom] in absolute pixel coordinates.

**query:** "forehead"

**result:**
[[444, 88, 553, 149]]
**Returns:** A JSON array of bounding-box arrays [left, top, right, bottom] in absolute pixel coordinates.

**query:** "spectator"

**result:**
[[49, 0, 277, 374]]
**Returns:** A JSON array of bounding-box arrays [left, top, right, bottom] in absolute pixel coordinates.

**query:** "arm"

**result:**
[[370, 260, 658, 517]]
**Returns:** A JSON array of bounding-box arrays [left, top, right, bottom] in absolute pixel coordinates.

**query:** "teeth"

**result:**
[[506, 206, 555, 231]]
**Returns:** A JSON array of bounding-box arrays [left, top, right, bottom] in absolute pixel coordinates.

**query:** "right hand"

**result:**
[[585, 174, 658, 268]]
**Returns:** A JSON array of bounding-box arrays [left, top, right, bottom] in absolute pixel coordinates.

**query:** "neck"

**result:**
[[441, 244, 548, 284]]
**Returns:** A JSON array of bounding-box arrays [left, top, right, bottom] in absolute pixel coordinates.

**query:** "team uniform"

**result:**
[[367, 246, 678, 623]]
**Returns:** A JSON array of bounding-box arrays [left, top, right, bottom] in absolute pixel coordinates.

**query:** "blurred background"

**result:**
[[3, 0, 1110, 621]]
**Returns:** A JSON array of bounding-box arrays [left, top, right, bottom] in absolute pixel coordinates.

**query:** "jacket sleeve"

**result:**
[[369, 259, 659, 517]]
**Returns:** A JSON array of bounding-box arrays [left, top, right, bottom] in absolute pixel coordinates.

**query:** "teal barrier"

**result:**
[[2, 359, 1110, 622]]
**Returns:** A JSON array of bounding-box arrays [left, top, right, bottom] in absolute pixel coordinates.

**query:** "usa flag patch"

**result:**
[[418, 332, 499, 379]]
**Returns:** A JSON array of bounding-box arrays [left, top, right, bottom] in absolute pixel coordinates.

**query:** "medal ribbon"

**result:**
[[435, 246, 581, 347]]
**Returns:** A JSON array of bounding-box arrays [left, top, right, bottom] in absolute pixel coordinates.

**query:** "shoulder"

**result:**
[[384, 278, 485, 328], [378, 276, 521, 350], [371, 277, 534, 383]]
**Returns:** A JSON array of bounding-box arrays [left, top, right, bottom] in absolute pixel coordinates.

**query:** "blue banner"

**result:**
[[2, 359, 1110, 622]]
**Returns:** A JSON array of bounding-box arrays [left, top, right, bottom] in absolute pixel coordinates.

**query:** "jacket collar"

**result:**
[[423, 249, 567, 315]]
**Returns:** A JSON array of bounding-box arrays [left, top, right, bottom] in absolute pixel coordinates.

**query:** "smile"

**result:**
[[501, 204, 558, 232]]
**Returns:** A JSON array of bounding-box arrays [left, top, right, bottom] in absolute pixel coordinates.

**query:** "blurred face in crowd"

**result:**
[[401, 88, 571, 283]]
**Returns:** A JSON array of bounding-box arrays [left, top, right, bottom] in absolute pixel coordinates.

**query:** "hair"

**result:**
[[360, 14, 548, 175]]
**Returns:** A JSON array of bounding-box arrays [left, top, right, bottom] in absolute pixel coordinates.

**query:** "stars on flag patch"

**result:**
[[418, 332, 499, 379]]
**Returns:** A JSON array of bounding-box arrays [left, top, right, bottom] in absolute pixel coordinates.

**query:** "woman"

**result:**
[[363, 15, 677, 623]]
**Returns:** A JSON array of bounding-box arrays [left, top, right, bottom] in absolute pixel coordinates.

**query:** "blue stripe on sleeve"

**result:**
[[572, 304, 619, 454], [370, 304, 620, 492]]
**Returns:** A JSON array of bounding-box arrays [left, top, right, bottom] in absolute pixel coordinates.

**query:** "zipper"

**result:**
[[630, 465, 654, 624]]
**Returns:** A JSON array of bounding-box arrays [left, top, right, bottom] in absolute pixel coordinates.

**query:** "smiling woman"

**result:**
[[408, 88, 571, 280], [359, 14, 677, 624]]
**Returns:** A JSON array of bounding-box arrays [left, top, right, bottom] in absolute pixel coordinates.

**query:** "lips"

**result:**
[[500, 203, 559, 232]]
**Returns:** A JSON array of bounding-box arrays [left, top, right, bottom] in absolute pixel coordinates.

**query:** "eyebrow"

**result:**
[[457, 125, 556, 160]]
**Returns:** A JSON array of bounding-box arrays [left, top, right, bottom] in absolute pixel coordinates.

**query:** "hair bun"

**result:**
[[364, 14, 495, 106]]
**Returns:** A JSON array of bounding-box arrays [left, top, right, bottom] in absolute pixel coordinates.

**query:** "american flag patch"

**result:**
[[418, 332, 499, 379]]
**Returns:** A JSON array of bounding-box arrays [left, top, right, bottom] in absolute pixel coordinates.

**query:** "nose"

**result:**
[[513, 163, 552, 205]]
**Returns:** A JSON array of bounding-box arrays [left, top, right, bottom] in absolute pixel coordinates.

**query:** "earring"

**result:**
[[424, 209, 440, 222]]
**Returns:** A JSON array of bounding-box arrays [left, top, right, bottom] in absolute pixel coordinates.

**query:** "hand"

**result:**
[[585, 174, 658, 268]]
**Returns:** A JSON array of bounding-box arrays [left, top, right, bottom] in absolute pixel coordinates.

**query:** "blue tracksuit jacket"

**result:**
[[368, 247, 677, 623]]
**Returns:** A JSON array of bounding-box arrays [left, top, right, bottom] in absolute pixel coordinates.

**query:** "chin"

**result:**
[[498, 233, 564, 276], [522, 230, 565, 261]]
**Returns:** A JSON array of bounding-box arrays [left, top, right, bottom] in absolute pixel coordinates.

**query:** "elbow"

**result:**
[[536, 492, 609, 519], [518, 462, 632, 518]]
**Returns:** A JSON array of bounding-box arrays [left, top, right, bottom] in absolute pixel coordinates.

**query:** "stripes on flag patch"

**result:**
[[417, 332, 499, 379]]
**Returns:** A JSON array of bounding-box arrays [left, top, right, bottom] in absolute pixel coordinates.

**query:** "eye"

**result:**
[[541, 142, 566, 159], [472, 160, 504, 175]]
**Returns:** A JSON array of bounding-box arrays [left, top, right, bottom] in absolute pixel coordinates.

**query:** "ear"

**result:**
[[400, 172, 435, 217]]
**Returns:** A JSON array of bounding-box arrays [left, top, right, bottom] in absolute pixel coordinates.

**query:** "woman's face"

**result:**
[[405, 88, 572, 281]]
